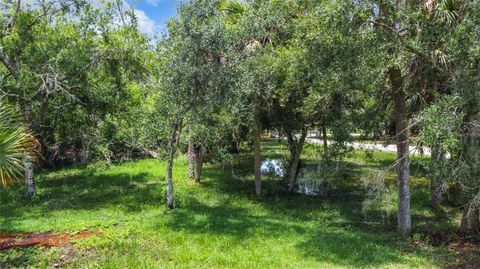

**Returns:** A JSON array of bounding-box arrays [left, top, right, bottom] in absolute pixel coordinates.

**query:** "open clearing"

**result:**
[[1, 141, 478, 268]]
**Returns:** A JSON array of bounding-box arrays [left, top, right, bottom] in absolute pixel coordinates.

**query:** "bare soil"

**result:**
[[0, 231, 99, 251]]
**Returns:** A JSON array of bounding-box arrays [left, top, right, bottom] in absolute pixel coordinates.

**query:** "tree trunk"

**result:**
[[287, 149, 301, 193], [195, 145, 205, 183], [166, 123, 181, 210], [254, 126, 262, 196], [166, 146, 175, 209], [322, 125, 328, 154], [461, 204, 480, 234], [187, 138, 196, 180], [459, 127, 480, 234], [80, 135, 90, 165], [286, 130, 308, 193], [430, 147, 445, 207], [392, 67, 411, 234], [23, 154, 36, 198]]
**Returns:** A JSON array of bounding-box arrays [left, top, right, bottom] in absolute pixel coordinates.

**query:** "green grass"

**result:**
[[0, 141, 476, 268]]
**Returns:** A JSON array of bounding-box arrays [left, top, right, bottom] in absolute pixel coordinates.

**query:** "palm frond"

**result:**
[[425, 0, 469, 26], [0, 102, 37, 187]]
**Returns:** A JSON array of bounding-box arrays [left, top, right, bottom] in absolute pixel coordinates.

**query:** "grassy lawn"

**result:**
[[0, 141, 477, 268]]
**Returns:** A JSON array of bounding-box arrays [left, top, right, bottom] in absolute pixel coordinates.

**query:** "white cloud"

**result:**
[[134, 9, 161, 36], [92, 0, 164, 38], [144, 0, 161, 7], [15, 0, 163, 38]]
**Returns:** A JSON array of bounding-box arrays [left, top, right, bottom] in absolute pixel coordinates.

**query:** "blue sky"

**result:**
[[131, 0, 180, 36]]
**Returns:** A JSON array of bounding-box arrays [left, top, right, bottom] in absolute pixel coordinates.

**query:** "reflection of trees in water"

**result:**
[[260, 159, 285, 177], [260, 160, 330, 196]]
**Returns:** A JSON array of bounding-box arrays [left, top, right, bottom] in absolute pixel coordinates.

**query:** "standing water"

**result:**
[[260, 159, 329, 195]]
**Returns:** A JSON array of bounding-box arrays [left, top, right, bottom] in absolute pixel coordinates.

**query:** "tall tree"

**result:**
[[0, 0, 149, 196], [156, 0, 227, 207]]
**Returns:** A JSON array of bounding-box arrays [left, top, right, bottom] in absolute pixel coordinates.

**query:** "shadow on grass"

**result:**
[[0, 247, 44, 268], [0, 140, 461, 268], [166, 202, 307, 239], [162, 193, 414, 268], [188, 142, 457, 267], [295, 230, 404, 267], [0, 170, 165, 230]]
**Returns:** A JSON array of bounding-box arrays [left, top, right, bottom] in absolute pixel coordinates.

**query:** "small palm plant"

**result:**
[[0, 102, 34, 187]]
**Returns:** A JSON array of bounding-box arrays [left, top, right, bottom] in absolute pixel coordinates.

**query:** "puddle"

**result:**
[[296, 164, 330, 196], [0, 231, 99, 251], [261, 159, 285, 177], [261, 159, 330, 195]]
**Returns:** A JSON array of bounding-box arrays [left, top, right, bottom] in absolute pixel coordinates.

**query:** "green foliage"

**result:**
[[361, 170, 397, 224], [0, 142, 473, 268], [420, 96, 464, 154], [1, 0, 480, 248], [0, 103, 32, 187], [0, 0, 153, 165]]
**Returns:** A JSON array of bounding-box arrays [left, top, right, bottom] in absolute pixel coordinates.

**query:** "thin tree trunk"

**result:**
[[187, 138, 196, 180], [287, 130, 308, 193], [80, 135, 90, 165], [322, 125, 328, 153], [21, 112, 40, 199], [23, 153, 36, 198], [392, 67, 411, 234], [461, 204, 480, 234], [430, 147, 445, 207], [166, 149, 174, 209], [166, 123, 181, 209], [287, 149, 301, 193], [460, 131, 480, 234], [195, 145, 205, 183], [254, 126, 262, 196]]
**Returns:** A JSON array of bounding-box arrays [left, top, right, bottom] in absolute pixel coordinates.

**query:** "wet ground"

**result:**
[[261, 159, 331, 195]]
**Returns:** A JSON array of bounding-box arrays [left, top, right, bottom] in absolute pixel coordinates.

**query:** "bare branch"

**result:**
[[0, 47, 19, 80], [4, 0, 22, 37]]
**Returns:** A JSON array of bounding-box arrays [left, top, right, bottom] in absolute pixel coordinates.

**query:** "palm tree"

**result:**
[[0, 102, 35, 189]]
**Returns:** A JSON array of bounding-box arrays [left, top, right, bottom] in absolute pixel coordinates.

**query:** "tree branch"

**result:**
[[0, 47, 19, 80]]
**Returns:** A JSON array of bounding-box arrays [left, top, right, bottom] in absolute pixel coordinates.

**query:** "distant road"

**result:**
[[305, 137, 432, 156]]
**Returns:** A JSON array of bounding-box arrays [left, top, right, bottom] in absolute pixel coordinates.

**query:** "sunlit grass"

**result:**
[[0, 141, 474, 268]]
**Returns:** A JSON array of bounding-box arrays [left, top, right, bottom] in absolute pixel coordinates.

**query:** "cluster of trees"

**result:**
[[1, 0, 152, 192], [1, 0, 479, 235]]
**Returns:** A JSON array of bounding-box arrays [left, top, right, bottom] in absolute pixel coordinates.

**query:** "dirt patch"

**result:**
[[410, 230, 480, 269], [445, 263, 480, 269], [444, 241, 480, 269], [0, 231, 99, 251]]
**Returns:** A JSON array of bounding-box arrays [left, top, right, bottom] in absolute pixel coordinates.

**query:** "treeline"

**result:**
[[1, 0, 479, 235]]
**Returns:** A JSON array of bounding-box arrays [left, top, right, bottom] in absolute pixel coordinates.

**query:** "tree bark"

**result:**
[[287, 149, 301, 193], [430, 147, 445, 207], [195, 145, 205, 182], [187, 138, 196, 180], [23, 153, 36, 198], [0, 50, 19, 79], [254, 126, 262, 196], [322, 125, 328, 154], [286, 130, 308, 193], [166, 144, 175, 209], [461, 204, 480, 234], [459, 129, 480, 234], [391, 67, 412, 234], [166, 123, 182, 209]]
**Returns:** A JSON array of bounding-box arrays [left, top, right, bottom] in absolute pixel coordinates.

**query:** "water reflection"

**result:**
[[296, 164, 329, 196], [260, 159, 329, 196], [260, 158, 285, 177]]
